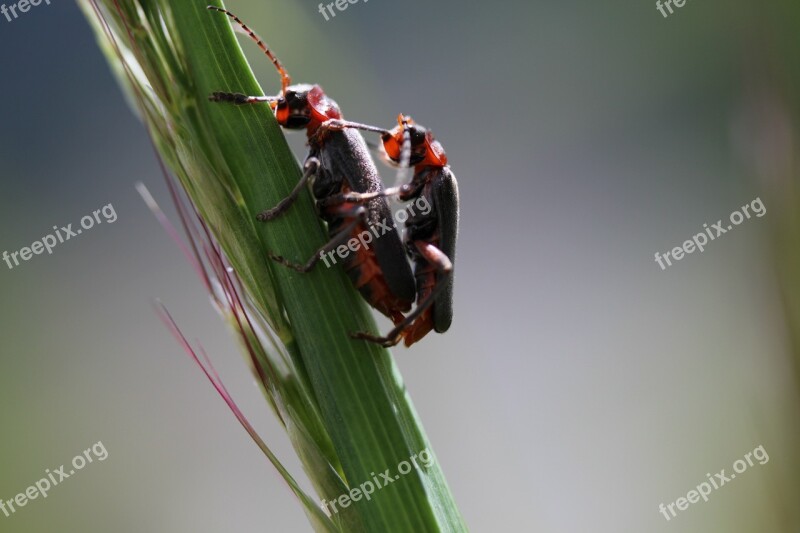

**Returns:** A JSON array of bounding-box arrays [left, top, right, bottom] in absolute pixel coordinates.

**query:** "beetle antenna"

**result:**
[[394, 114, 413, 188], [207, 6, 292, 93]]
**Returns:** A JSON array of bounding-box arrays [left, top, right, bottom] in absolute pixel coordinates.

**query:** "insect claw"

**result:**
[[268, 252, 307, 273], [350, 330, 402, 347], [256, 209, 279, 221]]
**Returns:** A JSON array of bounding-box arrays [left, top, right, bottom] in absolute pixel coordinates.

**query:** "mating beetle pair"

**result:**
[[208, 7, 458, 347]]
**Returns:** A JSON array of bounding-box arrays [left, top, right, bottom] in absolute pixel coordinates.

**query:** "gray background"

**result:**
[[1, 0, 798, 531]]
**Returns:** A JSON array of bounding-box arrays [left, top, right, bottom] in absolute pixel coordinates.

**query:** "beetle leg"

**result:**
[[309, 119, 390, 146], [209, 92, 279, 108], [317, 118, 389, 136], [351, 241, 453, 347], [268, 205, 368, 273], [316, 186, 402, 209], [256, 158, 320, 221]]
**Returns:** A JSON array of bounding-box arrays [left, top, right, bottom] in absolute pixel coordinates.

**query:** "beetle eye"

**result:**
[[410, 128, 426, 144]]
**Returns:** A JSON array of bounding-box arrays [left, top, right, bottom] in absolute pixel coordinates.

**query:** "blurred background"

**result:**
[[1, 0, 799, 531]]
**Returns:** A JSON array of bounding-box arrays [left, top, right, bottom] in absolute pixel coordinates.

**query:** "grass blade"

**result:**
[[81, 1, 468, 531]]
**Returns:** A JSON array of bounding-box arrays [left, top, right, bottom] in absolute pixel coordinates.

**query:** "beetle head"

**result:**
[[275, 84, 342, 130], [381, 115, 447, 168]]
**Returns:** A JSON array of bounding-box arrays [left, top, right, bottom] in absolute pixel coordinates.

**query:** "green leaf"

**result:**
[[81, 1, 467, 531]]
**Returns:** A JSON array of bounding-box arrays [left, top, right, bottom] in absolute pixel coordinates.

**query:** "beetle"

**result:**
[[327, 115, 459, 347], [207, 7, 416, 325]]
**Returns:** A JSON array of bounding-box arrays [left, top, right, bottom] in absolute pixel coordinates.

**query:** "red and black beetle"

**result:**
[[207, 7, 416, 325], [328, 115, 459, 347]]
